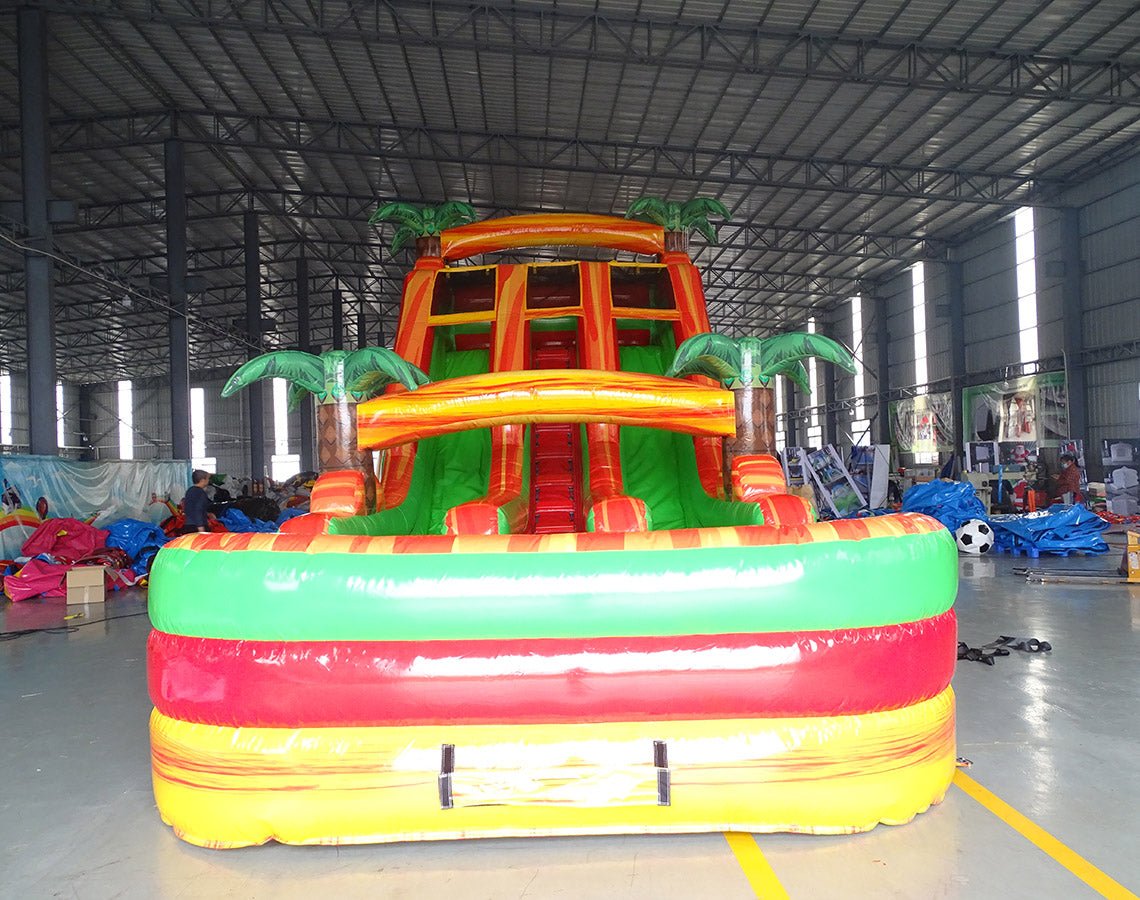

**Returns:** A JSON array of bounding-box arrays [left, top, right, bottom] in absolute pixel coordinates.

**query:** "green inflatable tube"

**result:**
[[149, 528, 956, 642]]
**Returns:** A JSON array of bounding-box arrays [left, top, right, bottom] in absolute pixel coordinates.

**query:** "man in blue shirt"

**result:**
[[182, 469, 211, 534]]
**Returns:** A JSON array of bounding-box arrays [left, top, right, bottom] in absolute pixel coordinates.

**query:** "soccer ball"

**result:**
[[954, 519, 994, 555]]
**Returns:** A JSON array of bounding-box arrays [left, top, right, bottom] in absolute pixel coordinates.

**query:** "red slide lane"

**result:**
[[148, 609, 956, 728], [530, 343, 582, 533]]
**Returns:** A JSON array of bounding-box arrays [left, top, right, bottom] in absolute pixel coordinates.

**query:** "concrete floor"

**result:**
[[2, 546, 1138, 899]]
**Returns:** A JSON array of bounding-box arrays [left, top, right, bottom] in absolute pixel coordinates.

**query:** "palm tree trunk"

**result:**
[[316, 398, 376, 507], [415, 235, 442, 258], [663, 231, 689, 253], [723, 385, 777, 492]]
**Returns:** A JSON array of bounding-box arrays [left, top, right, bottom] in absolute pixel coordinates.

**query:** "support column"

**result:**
[[331, 289, 345, 351], [18, 7, 57, 455], [296, 257, 315, 473], [1060, 207, 1088, 456], [244, 211, 266, 480], [823, 365, 839, 447], [356, 306, 367, 350], [875, 290, 891, 445], [947, 259, 966, 458], [165, 136, 191, 460], [783, 377, 798, 448]]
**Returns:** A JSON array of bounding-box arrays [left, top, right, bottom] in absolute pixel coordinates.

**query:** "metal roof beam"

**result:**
[[29, 0, 1140, 107], [0, 109, 1056, 205]]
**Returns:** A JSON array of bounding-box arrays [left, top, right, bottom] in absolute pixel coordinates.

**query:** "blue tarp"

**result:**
[[219, 508, 278, 533], [989, 504, 1109, 554], [276, 507, 306, 526], [104, 518, 170, 576], [901, 480, 988, 532]]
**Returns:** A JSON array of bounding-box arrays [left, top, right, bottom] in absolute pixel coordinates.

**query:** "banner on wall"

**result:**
[[0, 456, 189, 560], [889, 392, 954, 454], [962, 372, 1068, 449]]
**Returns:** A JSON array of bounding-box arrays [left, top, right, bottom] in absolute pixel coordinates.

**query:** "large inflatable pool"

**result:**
[[147, 212, 958, 847]]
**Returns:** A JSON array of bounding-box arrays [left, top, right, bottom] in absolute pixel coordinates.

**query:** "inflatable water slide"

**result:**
[[147, 212, 958, 847]]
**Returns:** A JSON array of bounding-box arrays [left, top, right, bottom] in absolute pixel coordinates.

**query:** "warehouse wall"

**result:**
[[83, 373, 303, 480], [1064, 154, 1140, 472], [0, 371, 82, 459], [817, 150, 1140, 469]]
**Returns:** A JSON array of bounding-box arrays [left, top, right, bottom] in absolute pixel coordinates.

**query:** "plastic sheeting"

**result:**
[[0, 456, 188, 559], [989, 504, 1110, 554], [902, 480, 988, 532]]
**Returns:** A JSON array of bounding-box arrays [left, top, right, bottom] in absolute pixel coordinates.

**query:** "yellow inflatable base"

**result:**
[[151, 690, 956, 848]]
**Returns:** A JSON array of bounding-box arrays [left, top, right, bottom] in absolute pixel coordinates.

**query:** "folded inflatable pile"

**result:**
[[147, 212, 958, 848]]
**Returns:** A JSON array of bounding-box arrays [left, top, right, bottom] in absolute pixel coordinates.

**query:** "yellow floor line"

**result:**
[[953, 770, 1139, 900], [724, 832, 791, 899]]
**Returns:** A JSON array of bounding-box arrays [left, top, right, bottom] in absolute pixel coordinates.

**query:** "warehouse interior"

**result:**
[[1, 2, 1139, 897]]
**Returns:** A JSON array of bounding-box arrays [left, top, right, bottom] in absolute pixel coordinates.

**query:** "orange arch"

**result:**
[[440, 214, 665, 260], [357, 370, 734, 450]]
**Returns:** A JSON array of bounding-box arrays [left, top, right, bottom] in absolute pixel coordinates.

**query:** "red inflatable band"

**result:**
[[148, 610, 956, 728]]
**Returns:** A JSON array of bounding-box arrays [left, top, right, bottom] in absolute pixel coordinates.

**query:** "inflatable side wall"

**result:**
[[148, 515, 958, 847]]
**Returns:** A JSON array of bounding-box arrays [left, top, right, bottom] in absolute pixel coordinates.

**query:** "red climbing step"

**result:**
[[529, 342, 582, 534]]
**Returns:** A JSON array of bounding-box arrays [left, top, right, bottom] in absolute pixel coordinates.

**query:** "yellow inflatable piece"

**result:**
[[151, 689, 956, 848]]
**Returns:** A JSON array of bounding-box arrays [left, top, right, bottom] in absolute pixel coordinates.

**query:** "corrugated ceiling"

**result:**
[[0, 0, 1138, 380]]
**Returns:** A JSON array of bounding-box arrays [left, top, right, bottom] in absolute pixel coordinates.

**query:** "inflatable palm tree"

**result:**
[[368, 201, 477, 257], [625, 197, 730, 252], [222, 348, 429, 478], [667, 332, 856, 472]]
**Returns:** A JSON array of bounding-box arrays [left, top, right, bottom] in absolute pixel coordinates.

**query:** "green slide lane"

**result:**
[[618, 343, 763, 530], [329, 339, 493, 536]]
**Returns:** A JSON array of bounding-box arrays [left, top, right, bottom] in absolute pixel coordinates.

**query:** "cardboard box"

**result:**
[[66, 566, 106, 604]]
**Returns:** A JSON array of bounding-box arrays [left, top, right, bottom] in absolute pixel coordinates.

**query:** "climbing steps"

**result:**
[[530, 344, 581, 534]]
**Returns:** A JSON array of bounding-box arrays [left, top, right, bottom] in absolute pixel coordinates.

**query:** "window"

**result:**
[[270, 378, 300, 482], [1014, 207, 1038, 364], [911, 263, 928, 390], [774, 374, 786, 453], [117, 380, 134, 460], [911, 266, 937, 463], [0, 370, 12, 445], [805, 318, 822, 448], [190, 388, 215, 471], [610, 265, 676, 310], [849, 296, 871, 446], [56, 382, 65, 448]]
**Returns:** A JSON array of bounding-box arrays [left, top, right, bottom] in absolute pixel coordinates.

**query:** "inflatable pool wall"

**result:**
[[147, 212, 958, 847]]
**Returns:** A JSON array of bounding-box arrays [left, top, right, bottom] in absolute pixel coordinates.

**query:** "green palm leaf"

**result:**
[[626, 197, 683, 229], [765, 359, 812, 393], [222, 351, 323, 399], [679, 197, 730, 243], [286, 383, 310, 412], [679, 198, 730, 227], [755, 333, 856, 382], [389, 224, 418, 255], [665, 332, 743, 386], [430, 201, 477, 231], [343, 347, 431, 400], [368, 201, 426, 229]]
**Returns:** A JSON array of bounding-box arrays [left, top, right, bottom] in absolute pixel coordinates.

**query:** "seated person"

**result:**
[[1049, 453, 1081, 503]]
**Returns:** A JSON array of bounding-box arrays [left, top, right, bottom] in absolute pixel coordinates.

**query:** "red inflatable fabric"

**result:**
[[147, 609, 956, 728], [21, 518, 109, 560], [3, 558, 68, 601]]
